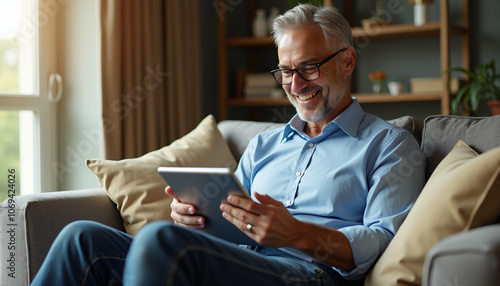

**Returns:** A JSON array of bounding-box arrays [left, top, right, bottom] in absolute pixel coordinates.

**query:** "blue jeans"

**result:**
[[31, 220, 358, 286]]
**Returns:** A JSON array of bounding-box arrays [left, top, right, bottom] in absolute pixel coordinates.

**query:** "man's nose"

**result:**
[[290, 72, 308, 94]]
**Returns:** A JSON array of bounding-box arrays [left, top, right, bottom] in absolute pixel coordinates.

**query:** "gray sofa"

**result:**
[[1, 114, 499, 285]]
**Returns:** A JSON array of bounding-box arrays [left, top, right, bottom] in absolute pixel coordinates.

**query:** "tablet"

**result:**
[[158, 166, 257, 245]]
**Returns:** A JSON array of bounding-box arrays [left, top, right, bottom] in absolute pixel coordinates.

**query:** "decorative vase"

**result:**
[[252, 9, 267, 37], [387, 81, 403, 96], [487, 100, 500, 116], [372, 81, 384, 93], [413, 2, 429, 26], [368, 70, 386, 93]]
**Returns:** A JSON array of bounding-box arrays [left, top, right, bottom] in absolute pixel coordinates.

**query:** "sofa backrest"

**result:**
[[386, 116, 424, 144], [217, 115, 424, 162], [217, 120, 286, 161], [421, 115, 500, 179]]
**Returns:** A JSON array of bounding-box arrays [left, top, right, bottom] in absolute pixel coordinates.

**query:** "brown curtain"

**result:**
[[100, 0, 202, 160]]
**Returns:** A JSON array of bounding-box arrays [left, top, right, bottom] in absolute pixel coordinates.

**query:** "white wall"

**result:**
[[55, 0, 101, 190]]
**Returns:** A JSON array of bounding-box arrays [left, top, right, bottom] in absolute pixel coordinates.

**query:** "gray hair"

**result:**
[[272, 4, 352, 51]]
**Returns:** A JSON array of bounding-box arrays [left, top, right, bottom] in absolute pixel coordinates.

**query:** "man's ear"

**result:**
[[343, 47, 356, 75]]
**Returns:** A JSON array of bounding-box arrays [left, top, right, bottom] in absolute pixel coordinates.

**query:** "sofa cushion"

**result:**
[[386, 115, 424, 144], [365, 140, 500, 286], [422, 115, 500, 178], [86, 115, 237, 236]]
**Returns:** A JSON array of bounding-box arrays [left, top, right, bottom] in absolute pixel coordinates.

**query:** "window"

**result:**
[[0, 0, 59, 202]]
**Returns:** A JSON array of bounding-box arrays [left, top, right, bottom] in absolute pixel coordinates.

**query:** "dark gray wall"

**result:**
[[199, 1, 500, 122]]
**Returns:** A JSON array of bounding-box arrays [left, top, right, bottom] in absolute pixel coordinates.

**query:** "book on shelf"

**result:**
[[245, 72, 276, 87], [244, 86, 275, 94], [243, 72, 279, 98], [245, 88, 286, 99], [410, 77, 460, 94]]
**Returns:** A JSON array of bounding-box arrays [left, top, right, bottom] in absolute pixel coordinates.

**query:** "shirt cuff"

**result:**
[[335, 225, 392, 280]]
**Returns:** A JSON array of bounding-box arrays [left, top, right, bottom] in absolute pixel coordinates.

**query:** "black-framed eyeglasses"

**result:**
[[270, 47, 348, 85]]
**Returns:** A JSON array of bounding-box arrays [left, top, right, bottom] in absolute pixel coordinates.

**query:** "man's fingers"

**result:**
[[220, 201, 259, 227], [165, 186, 179, 200], [167, 191, 205, 228], [169, 198, 195, 214], [227, 194, 263, 214], [254, 192, 284, 206], [170, 209, 205, 228]]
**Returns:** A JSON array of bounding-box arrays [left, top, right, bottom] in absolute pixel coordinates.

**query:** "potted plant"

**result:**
[[445, 60, 500, 116]]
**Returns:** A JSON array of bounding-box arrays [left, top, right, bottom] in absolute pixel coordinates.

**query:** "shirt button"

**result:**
[[296, 171, 301, 176], [286, 200, 292, 206], [308, 143, 314, 148]]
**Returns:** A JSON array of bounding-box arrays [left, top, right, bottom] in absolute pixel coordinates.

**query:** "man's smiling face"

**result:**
[[277, 23, 348, 125]]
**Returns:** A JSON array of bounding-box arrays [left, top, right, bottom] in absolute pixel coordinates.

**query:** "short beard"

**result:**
[[289, 90, 330, 122], [288, 67, 346, 123]]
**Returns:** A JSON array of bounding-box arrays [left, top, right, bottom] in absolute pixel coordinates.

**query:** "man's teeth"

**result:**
[[297, 91, 317, 101]]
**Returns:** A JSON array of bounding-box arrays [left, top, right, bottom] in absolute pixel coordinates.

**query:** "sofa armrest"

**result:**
[[0, 188, 124, 286], [423, 224, 500, 286]]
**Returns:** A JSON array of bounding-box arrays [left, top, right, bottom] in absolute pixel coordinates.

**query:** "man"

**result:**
[[32, 4, 425, 285]]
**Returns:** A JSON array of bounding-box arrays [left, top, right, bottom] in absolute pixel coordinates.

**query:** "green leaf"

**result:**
[[444, 67, 476, 80], [469, 81, 482, 114], [451, 97, 461, 115], [451, 82, 471, 114]]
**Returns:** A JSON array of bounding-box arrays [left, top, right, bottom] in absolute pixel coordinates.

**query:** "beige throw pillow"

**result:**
[[365, 140, 500, 286], [86, 115, 238, 236]]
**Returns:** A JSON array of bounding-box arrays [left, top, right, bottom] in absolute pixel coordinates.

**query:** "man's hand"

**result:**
[[165, 186, 205, 229], [220, 192, 304, 248], [220, 192, 355, 270]]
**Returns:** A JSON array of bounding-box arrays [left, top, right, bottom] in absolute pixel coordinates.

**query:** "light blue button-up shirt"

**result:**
[[234, 100, 426, 280]]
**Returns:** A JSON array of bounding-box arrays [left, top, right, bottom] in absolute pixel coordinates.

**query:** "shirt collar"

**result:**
[[332, 98, 364, 139], [281, 98, 364, 143]]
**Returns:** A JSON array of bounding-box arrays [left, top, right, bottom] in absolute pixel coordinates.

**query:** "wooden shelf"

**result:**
[[356, 93, 442, 103], [226, 36, 274, 47], [224, 22, 467, 48], [227, 97, 290, 106], [351, 22, 467, 41], [226, 93, 442, 107]]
